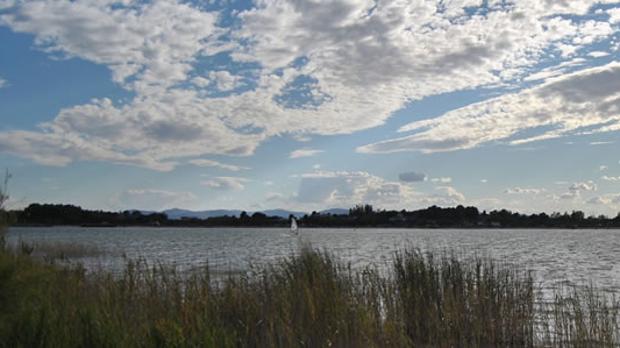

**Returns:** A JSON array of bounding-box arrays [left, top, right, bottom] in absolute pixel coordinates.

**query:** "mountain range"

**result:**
[[161, 208, 349, 220]]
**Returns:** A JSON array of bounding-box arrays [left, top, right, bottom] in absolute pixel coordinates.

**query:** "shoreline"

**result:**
[[9, 224, 620, 230]]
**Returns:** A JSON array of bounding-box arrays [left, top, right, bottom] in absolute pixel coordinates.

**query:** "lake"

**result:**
[[7, 227, 620, 292]]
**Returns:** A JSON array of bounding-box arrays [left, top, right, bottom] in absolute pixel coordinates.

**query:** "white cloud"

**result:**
[[397, 173, 451, 184], [1, 0, 619, 170], [504, 187, 546, 195], [208, 71, 242, 91], [602, 175, 620, 182], [608, 8, 620, 24], [558, 180, 598, 200], [293, 170, 465, 210], [191, 71, 243, 91], [291, 134, 312, 142], [430, 177, 452, 184], [569, 181, 597, 193], [588, 51, 610, 58], [265, 192, 284, 202], [191, 76, 211, 88], [359, 62, 620, 154], [289, 148, 323, 159], [431, 186, 465, 204], [0, 0, 219, 92], [523, 58, 587, 82], [189, 159, 249, 171], [0, 128, 177, 171], [201, 176, 248, 191], [0, 77, 6, 88], [116, 189, 198, 211], [587, 193, 620, 205], [0, 95, 266, 170], [600, 165, 608, 171]]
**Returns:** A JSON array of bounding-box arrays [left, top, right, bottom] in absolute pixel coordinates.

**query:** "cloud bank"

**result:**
[[359, 63, 620, 154], [0, 0, 619, 170], [293, 170, 465, 210]]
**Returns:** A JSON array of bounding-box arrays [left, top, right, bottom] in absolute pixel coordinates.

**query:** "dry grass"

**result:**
[[12, 240, 107, 261], [0, 242, 618, 347]]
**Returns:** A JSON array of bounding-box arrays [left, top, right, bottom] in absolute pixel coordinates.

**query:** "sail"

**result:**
[[290, 217, 298, 234]]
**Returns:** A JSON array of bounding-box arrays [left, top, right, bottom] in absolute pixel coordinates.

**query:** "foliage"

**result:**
[[0, 170, 10, 249], [11, 203, 620, 228], [349, 204, 374, 216]]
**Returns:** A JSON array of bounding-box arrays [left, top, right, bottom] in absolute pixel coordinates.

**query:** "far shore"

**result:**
[[9, 224, 620, 230], [8, 203, 620, 229]]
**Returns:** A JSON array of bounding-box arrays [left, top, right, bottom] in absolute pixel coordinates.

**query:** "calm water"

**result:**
[[7, 227, 620, 291]]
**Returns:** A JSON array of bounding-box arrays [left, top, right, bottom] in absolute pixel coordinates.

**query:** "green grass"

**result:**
[[0, 239, 618, 347]]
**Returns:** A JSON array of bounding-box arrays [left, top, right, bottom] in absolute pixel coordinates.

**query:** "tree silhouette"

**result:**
[[7, 201, 620, 229]]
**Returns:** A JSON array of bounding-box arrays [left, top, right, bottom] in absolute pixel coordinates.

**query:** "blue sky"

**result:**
[[2, 0, 620, 216]]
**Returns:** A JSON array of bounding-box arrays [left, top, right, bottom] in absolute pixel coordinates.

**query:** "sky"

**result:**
[[1, 0, 620, 216]]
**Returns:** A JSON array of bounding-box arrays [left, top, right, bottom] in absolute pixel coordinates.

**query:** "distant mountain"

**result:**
[[261, 209, 306, 218], [163, 208, 243, 220], [163, 208, 307, 220], [320, 208, 349, 215]]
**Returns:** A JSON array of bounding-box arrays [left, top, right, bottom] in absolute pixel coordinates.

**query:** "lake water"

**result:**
[[7, 227, 620, 292]]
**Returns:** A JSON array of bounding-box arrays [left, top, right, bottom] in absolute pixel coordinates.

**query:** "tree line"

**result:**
[[6, 203, 620, 228]]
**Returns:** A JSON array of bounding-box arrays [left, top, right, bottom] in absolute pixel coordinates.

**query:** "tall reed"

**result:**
[[0, 243, 617, 347]]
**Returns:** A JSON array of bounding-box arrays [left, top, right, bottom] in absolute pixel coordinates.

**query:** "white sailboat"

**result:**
[[290, 217, 299, 235]]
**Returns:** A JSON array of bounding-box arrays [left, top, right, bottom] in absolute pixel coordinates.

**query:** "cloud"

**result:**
[[208, 71, 243, 91], [397, 172, 451, 184], [431, 186, 465, 204], [589, 51, 610, 58], [0, 94, 265, 170], [587, 194, 620, 205], [289, 148, 323, 159], [569, 181, 597, 193], [358, 62, 620, 154], [0, 129, 177, 171], [0, 0, 220, 91], [504, 187, 546, 195], [608, 8, 620, 24], [265, 192, 284, 202], [0, 0, 260, 169], [116, 189, 198, 211], [430, 177, 452, 184], [602, 175, 620, 182], [192, 71, 244, 91], [558, 180, 598, 200], [600, 165, 608, 171], [294, 170, 465, 209], [189, 159, 249, 171], [201, 176, 248, 191], [291, 134, 312, 142], [0, 77, 6, 88], [398, 171, 427, 182], [1, 0, 619, 169]]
